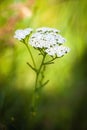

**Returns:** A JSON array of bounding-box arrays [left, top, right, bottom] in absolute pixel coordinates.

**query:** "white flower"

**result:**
[[14, 28, 33, 40], [14, 27, 70, 57], [45, 45, 70, 57], [29, 28, 66, 48]]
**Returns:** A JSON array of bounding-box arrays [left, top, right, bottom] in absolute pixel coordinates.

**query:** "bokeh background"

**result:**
[[0, 0, 87, 130]]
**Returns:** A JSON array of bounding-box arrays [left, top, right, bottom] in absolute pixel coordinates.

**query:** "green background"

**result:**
[[0, 0, 87, 129]]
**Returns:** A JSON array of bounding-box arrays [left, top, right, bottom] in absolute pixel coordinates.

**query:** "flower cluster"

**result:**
[[45, 45, 70, 57], [14, 27, 70, 57], [29, 27, 70, 57], [29, 31, 65, 48], [14, 28, 33, 40]]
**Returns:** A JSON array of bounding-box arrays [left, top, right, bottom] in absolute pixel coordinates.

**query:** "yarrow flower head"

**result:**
[[14, 28, 33, 40], [29, 27, 66, 49], [45, 45, 70, 57], [14, 27, 70, 57]]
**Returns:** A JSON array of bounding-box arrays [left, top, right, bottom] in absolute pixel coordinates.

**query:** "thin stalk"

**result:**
[[24, 42, 36, 68], [39, 65, 45, 87], [31, 54, 46, 114], [27, 62, 37, 72], [44, 57, 57, 65], [35, 54, 46, 91]]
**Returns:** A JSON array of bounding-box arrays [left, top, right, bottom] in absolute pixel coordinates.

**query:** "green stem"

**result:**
[[27, 62, 37, 72], [24, 42, 36, 68], [35, 54, 46, 91], [39, 65, 45, 87], [31, 54, 46, 114], [44, 57, 57, 65]]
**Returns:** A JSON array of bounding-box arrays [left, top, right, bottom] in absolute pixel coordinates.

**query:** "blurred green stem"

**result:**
[[31, 54, 46, 114], [24, 42, 36, 69], [44, 57, 57, 65], [35, 53, 46, 91]]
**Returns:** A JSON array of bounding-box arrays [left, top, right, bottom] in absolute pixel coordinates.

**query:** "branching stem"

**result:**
[[23, 40, 36, 69]]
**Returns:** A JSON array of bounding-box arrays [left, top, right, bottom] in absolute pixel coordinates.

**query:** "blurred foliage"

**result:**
[[0, 0, 87, 130]]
